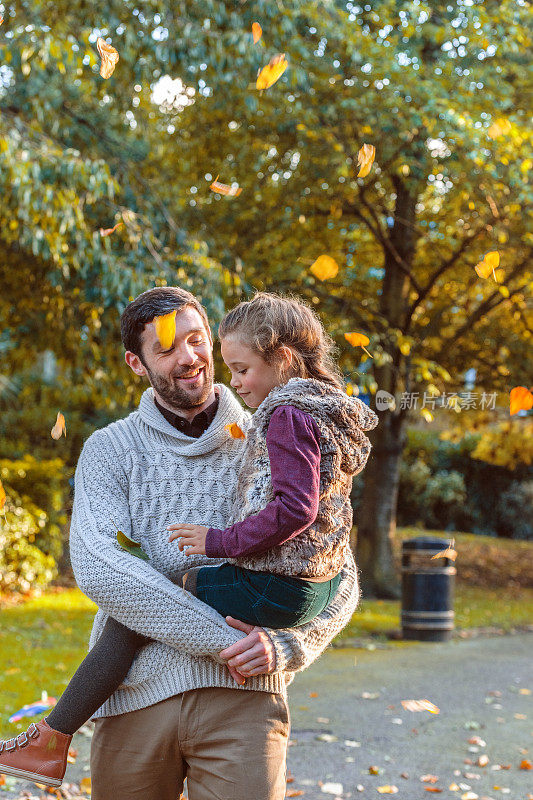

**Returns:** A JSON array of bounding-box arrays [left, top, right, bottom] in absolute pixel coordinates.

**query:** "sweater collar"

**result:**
[[137, 384, 250, 456]]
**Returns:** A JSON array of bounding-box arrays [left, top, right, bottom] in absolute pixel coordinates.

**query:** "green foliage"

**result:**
[[0, 492, 57, 593], [496, 480, 533, 540]]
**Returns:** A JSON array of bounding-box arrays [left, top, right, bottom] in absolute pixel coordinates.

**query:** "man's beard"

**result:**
[[144, 359, 214, 410]]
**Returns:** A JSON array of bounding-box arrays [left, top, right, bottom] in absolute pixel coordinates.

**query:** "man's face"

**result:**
[[127, 306, 215, 410]]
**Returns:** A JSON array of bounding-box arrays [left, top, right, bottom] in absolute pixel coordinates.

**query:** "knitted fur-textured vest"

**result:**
[[227, 377, 379, 579]]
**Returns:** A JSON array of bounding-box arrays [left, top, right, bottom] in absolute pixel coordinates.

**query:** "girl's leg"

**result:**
[[46, 618, 150, 735]]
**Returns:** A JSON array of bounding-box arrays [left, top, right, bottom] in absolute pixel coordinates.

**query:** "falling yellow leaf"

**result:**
[[357, 143, 376, 177], [474, 251, 500, 281], [431, 538, 457, 562], [210, 175, 242, 197], [51, 412, 67, 440], [401, 699, 440, 714], [225, 422, 246, 439], [510, 386, 533, 416], [154, 310, 177, 350], [377, 786, 398, 794], [99, 222, 123, 237], [310, 254, 339, 281], [344, 331, 373, 359], [256, 53, 288, 90], [97, 37, 119, 79], [252, 22, 262, 43]]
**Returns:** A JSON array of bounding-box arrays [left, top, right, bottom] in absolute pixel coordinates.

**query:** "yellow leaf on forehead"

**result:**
[[357, 143, 376, 177], [154, 310, 177, 350], [210, 176, 242, 197], [310, 254, 339, 281], [256, 54, 288, 90], [51, 412, 66, 440], [97, 37, 119, 79], [252, 22, 262, 43], [510, 386, 533, 416], [225, 422, 246, 439]]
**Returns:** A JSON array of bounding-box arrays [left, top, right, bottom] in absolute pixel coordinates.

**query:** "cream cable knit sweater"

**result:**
[[69, 384, 360, 718]]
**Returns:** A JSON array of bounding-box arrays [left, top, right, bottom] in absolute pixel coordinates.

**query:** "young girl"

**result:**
[[0, 292, 378, 786]]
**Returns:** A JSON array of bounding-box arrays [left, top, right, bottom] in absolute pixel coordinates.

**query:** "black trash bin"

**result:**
[[401, 537, 455, 642]]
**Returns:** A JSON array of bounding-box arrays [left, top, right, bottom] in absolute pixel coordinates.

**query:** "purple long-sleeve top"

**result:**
[[205, 405, 321, 559]]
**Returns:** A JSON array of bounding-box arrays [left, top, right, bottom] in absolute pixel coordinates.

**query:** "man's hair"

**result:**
[[120, 287, 210, 361]]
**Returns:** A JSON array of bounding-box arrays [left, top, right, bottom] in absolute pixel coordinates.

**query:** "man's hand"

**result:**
[[220, 617, 277, 683], [167, 523, 209, 555]]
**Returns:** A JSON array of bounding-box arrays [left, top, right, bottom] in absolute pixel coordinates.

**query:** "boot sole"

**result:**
[[0, 764, 62, 787]]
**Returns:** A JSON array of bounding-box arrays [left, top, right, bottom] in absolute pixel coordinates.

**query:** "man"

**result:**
[[70, 287, 359, 799]]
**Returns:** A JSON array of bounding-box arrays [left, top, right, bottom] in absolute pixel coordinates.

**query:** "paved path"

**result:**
[[1, 634, 531, 798]]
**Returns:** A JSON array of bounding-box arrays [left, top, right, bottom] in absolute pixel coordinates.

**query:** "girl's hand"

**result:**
[[167, 523, 209, 555]]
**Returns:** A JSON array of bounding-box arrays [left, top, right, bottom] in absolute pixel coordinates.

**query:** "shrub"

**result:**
[[496, 480, 533, 540], [0, 491, 57, 593]]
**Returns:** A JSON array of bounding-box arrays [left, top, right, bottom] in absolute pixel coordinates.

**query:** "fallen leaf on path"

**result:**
[[520, 759, 532, 770], [153, 309, 177, 349], [369, 766, 381, 775], [320, 783, 344, 795], [287, 771, 294, 783], [401, 699, 440, 714], [514, 713, 527, 720], [377, 786, 398, 794], [461, 793, 478, 800], [256, 54, 288, 89], [425, 789, 443, 793], [286, 791, 304, 797], [309, 691, 319, 698], [468, 736, 486, 746], [51, 411, 66, 439], [80, 777, 92, 793], [97, 37, 119, 78], [421, 775, 439, 783], [477, 755, 489, 767]]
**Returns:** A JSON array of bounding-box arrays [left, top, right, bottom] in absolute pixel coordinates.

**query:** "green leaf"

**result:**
[[116, 530, 150, 561]]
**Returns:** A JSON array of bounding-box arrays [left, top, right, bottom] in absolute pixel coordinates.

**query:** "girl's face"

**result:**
[[221, 334, 289, 408]]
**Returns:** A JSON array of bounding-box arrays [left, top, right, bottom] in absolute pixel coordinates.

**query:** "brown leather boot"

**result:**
[[0, 718, 72, 787]]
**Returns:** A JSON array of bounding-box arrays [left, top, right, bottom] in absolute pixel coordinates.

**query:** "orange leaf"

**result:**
[[256, 54, 288, 90], [401, 699, 440, 714], [431, 539, 457, 562], [99, 222, 123, 237], [0, 15, 3, 25], [309, 691, 318, 698], [377, 786, 398, 794], [310, 254, 339, 281], [153, 310, 177, 350], [424, 789, 443, 793], [80, 776, 92, 793], [421, 775, 439, 783], [0, 479, 6, 511], [51, 412, 67, 440], [286, 791, 304, 798], [210, 176, 242, 197], [344, 331, 373, 359], [225, 422, 246, 439], [510, 386, 533, 415], [97, 37, 119, 79], [474, 250, 500, 280], [520, 759, 532, 770], [252, 22, 262, 43], [369, 766, 380, 775], [357, 143, 376, 177]]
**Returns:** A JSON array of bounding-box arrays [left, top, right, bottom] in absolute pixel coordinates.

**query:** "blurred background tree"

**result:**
[[1, 0, 531, 596]]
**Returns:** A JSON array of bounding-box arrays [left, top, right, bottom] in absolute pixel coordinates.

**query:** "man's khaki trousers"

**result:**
[[90, 687, 290, 800]]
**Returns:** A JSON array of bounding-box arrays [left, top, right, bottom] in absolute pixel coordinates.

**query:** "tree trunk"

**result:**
[[355, 177, 418, 598]]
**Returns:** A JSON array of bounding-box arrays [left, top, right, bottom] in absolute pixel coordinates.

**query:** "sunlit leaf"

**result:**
[[154, 310, 177, 350], [116, 529, 149, 561], [252, 22, 262, 43], [431, 538, 457, 561], [357, 143, 376, 177], [225, 422, 246, 439], [310, 254, 339, 281], [344, 331, 373, 359], [401, 699, 440, 714], [51, 412, 66, 440], [99, 222, 123, 237], [474, 251, 500, 281], [210, 175, 242, 197], [377, 786, 398, 794], [424, 789, 443, 794], [509, 386, 533, 416], [256, 54, 288, 90], [96, 37, 119, 79]]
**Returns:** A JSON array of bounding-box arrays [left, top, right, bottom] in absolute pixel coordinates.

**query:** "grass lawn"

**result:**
[[0, 530, 531, 740]]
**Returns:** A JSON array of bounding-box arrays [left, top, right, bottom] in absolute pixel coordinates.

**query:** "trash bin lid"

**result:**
[[402, 536, 452, 551]]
